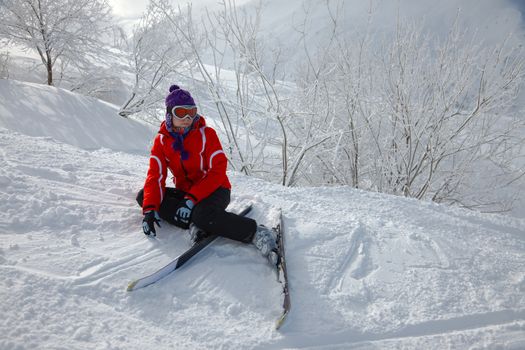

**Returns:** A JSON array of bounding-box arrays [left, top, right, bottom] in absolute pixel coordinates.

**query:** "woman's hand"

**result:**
[[142, 210, 161, 236], [174, 199, 194, 229]]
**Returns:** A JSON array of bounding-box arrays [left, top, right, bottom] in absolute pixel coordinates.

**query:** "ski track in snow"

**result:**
[[1, 128, 525, 349], [1, 82, 525, 348]]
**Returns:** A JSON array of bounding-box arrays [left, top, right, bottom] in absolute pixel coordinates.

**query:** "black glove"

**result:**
[[142, 210, 161, 236], [174, 199, 194, 229]]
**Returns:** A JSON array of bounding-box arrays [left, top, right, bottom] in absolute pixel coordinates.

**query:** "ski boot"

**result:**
[[189, 223, 208, 243], [253, 225, 279, 266]]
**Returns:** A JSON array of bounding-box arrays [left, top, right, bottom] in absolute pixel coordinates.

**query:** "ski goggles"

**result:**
[[171, 105, 198, 120]]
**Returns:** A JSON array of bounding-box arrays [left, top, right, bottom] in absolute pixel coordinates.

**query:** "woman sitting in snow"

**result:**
[[136, 85, 278, 265]]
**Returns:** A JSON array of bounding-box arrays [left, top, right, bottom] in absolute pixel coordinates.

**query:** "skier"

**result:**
[[136, 85, 278, 265]]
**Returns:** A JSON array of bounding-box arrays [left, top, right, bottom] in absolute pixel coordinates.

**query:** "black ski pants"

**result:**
[[136, 187, 256, 243]]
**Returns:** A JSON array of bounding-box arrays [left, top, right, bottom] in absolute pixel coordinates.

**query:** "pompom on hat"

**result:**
[[165, 84, 195, 109]]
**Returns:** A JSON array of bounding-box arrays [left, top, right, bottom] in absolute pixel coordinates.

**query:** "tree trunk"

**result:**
[[46, 53, 53, 85]]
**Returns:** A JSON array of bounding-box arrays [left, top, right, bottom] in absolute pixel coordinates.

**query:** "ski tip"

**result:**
[[126, 280, 138, 292], [275, 311, 289, 330]]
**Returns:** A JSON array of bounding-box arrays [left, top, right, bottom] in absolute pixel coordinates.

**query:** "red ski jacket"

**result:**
[[142, 117, 231, 213]]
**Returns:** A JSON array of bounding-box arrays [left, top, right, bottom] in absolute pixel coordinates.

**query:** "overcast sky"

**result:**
[[108, 0, 252, 32], [108, 0, 251, 20], [107, 0, 145, 19]]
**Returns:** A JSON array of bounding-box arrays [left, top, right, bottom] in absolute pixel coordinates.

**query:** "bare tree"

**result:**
[[155, 0, 338, 184], [284, 2, 524, 212], [153, 1, 268, 176], [373, 21, 524, 210], [145, 0, 524, 212], [285, 0, 349, 187], [210, 0, 290, 181], [314, 13, 525, 212], [0, 0, 112, 86], [119, 1, 192, 118]]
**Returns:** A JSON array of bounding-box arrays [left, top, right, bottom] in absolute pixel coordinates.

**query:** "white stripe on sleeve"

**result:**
[[199, 127, 207, 174], [151, 155, 164, 202], [209, 150, 225, 169]]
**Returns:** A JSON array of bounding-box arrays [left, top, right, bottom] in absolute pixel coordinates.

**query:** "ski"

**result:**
[[274, 210, 290, 330], [127, 204, 253, 292]]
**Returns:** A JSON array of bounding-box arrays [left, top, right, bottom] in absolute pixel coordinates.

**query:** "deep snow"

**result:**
[[0, 79, 154, 152], [1, 80, 524, 349]]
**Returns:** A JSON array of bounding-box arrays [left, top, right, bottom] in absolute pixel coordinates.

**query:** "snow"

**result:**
[[1, 79, 524, 349], [0, 79, 154, 152]]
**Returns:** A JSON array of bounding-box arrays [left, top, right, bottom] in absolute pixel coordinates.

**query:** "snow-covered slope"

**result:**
[[0, 79, 154, 152], [1, 78, 524, 349]]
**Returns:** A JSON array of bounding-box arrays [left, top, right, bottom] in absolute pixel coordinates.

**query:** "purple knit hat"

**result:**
[[165, 85, 195, 109], [165, 85, 199, 133]]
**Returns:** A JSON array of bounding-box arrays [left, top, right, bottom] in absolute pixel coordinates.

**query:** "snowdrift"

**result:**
[[0, 79, 524, 349], [0, 79, 154, 152]]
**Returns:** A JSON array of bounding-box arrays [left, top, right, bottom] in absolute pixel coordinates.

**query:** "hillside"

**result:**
[[0, 79, 154, 152], [0, 80, 524, 349]]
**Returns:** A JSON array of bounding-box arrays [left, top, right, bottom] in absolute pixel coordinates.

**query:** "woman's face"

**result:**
[[170, 106, 197, 129], [171, 115, 193, 129]]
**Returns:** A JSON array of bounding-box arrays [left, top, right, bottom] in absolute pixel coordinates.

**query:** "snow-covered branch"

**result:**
[[0, 0, 112, 86]]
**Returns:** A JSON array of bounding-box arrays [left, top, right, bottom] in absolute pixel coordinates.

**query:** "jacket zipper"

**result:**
[[179, 152, 194, 187]]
